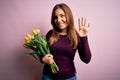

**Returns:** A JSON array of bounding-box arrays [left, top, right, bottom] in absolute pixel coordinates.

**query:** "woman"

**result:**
[[41, 3, 91, 80]]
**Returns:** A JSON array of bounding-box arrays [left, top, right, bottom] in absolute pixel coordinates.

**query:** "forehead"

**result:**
[[54, 8, 65, 16]]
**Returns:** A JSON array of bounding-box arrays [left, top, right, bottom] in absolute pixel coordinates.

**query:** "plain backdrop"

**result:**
[[0, 0, 120, 80]]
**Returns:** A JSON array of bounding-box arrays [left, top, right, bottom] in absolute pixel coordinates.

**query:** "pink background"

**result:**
[[0, 0, 120, 80]]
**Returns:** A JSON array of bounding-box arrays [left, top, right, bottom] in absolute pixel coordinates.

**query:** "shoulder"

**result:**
[[46, 29, 53, 40]]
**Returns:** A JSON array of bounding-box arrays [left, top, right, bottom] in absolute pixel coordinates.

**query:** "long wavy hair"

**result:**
[[49, 3, 78, 48]]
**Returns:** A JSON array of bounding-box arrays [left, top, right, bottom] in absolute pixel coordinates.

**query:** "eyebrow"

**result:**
[[55, 13, 65, 16]]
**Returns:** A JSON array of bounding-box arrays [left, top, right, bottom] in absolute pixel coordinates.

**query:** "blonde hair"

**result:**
[[49, 3, 78, 48]]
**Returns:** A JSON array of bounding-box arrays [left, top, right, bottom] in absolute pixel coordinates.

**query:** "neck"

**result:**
[[59, 32, 67, 35], [59, 29, 67, 35]]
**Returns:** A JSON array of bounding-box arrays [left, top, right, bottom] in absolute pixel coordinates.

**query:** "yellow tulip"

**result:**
[[31, 35, 34, 40], [24, 36, 31, 43], [36, 29, 40, 34], [26, 32, 32, 39], [32, 29, 38, 35]]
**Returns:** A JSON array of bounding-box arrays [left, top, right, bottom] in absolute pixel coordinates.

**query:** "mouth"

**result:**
[[58, 23, 63, 26], [57, 22, 64, 26]]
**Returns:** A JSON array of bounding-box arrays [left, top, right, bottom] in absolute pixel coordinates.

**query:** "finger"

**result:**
[[84, 23, 90, 31], [47, 54, 53, 57], [78, 18, 81, 30], [48, 59, 54, 64], [81, 17, 83, 26], [83, 18, 86, 26], [47, 59, 51, 64], [87, 23, 90, 28]]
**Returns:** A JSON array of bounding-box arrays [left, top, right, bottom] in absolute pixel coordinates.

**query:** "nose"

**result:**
[[57, 17, 61, 22]]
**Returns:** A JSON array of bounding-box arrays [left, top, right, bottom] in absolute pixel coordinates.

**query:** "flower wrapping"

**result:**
[[23, 28, 59, 74]]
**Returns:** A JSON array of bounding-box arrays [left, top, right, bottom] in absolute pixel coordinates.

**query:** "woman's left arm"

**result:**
[[77, 17, 91, 63], [78, 36, 91, 63]]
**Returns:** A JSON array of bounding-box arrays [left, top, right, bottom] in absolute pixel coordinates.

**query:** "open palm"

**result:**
[[77, 17, 90, 37]]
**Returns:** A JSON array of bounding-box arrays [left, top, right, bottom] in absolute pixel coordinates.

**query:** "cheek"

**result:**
[[54, 20, 57, 25], [63, 17, 66, 21]]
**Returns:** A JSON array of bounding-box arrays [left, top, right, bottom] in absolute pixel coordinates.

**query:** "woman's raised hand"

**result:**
[[77, 17, 90, 37]]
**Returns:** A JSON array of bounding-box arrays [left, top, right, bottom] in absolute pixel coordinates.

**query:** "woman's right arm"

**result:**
[[42, 54, 54, 65], [40, 30, 54, 64]]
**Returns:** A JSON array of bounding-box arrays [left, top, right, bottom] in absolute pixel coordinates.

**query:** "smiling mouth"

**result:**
[[58, 23, 63, 26], [58, 22, 65, 26]]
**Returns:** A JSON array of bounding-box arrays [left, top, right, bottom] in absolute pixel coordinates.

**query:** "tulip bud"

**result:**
[[32, 29, 38, 35], [26, 32, 32, 39], [36, 29, 40, 34], [31, 35, 34, 40], [24, 36, 31, 43]]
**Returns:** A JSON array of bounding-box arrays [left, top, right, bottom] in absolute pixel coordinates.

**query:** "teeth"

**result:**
[[59, 23, 63, 25]]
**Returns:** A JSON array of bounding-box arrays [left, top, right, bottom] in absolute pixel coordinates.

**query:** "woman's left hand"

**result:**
[[77, 17, 90, 37]]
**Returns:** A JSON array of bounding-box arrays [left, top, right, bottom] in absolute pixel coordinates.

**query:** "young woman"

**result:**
[[41, 3, 91, 80]]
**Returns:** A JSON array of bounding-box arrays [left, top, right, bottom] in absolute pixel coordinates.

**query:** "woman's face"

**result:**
[[54, 8, 68, 32]]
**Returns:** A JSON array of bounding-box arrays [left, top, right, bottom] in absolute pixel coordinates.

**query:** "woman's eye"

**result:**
[[54, 16, 58, 19], [61, 14, 64, 17]]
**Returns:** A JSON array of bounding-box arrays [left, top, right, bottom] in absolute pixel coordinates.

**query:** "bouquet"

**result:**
[[23, 28, 59, 74]]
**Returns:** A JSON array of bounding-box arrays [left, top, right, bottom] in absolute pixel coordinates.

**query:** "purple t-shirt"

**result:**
[[42, 30, 91, 79]]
